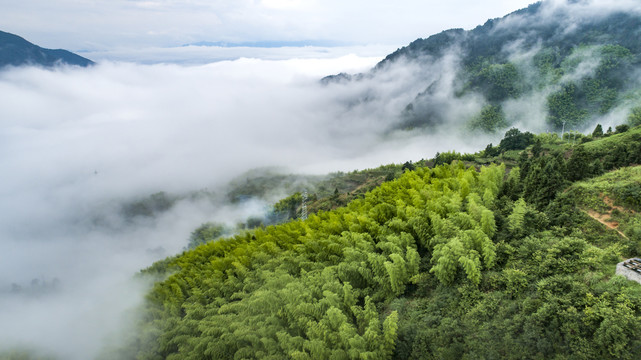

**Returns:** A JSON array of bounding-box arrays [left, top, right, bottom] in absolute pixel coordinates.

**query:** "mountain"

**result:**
[[0, 30, 93, 68], [324, 2, 641, 134], [378, 2, 641, 67]]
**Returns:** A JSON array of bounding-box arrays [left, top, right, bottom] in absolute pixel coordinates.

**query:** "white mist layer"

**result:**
[[0, 53, 493, 359]]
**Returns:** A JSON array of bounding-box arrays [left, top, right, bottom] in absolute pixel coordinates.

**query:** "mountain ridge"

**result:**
[[0, 30, 94, 69], [324, 1, 641, 134]]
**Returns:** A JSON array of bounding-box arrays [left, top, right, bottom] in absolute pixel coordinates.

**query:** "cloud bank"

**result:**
[[0, 52, 493, 359], [0, 0, 535, 52]]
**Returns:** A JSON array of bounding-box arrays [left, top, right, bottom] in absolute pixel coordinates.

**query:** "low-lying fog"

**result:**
[[0, 51, 494, 359]]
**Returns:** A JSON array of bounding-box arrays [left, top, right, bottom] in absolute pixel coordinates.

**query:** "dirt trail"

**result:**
[[602, 195, 629, 213], [583, 209, 629, 240], [580, 192, 635, 239], [579, 192, 633, 238]]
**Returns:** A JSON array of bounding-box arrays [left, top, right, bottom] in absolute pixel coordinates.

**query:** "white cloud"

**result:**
[[260, 0, 311, 10], [0, 53, 496, 358], [0, 0, 536, 53], [80, 44, 397, 65]]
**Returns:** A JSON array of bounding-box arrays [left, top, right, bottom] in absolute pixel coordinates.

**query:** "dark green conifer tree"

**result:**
[[615, 124, 630, 133], [531, 139, 543, 158], [566, 145, 590, 181], [518, 150, 531, 181], [524, 154, 566, 209]]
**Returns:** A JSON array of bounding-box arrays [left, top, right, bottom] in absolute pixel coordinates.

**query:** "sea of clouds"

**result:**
[[0, 49, 492, 358]]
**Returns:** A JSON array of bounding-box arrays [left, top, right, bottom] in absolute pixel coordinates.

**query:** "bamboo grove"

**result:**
[[108, 126, 641, 360], [120, 163, 505, 359]]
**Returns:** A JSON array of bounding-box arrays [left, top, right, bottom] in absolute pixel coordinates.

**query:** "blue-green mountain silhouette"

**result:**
[[0, 30, 93, 68]]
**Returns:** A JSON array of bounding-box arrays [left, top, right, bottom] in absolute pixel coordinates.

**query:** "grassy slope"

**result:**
[[582, 126, 641, 154], [567, 166, 641, 251]]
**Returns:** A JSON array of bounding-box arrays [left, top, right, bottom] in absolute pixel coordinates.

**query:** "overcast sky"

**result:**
[[1, 0, 536, 53]]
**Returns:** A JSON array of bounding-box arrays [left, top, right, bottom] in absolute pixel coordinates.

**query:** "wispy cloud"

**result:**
[[0, 0, 535, 52]]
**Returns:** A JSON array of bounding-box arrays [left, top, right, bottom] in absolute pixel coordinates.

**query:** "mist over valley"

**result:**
[[3, 1, 641, 359]]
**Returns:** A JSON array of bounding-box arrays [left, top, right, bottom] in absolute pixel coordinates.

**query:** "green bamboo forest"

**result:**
[[91, 124, 641, 360]]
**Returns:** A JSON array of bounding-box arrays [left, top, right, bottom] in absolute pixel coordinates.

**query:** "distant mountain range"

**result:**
[[0, 30, 93, 68], [183, 40, 342, 48]]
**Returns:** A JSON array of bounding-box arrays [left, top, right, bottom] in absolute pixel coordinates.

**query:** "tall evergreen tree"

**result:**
[[531, 139, 543, 158], [524, 154, 566, 209], [566, 145, 590, 181], [518, 150, 531, 181]]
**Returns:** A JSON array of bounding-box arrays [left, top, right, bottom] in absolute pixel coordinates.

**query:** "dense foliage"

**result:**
[[98, 126, 641, 359], [112, 162, 506, 359]]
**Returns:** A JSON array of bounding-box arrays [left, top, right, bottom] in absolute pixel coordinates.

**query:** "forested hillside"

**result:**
[[324, 1, 641, 134], [91, 123, 641, 359]]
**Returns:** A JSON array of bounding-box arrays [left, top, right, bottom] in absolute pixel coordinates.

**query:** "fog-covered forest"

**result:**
[[3, 1, 641, 359]]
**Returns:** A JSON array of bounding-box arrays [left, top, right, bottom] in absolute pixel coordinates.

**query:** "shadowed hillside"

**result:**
[[0, 30, 93, 68]]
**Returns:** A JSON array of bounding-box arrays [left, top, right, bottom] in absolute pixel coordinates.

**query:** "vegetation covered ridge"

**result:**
[[325, 2, 641, 134], [97, 125, 641, 360]]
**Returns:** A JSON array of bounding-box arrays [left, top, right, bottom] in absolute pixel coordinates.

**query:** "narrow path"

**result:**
[[583, 209, 629, 240]]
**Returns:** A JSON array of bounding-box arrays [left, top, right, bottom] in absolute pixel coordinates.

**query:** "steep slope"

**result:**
[[392, 165, 641, 359], [378, 2, 641, 68], [567, 165, 641, 244], [325, 1, 641, 134], [106, 162, 507, 359], [0, 30, 93, 68]]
